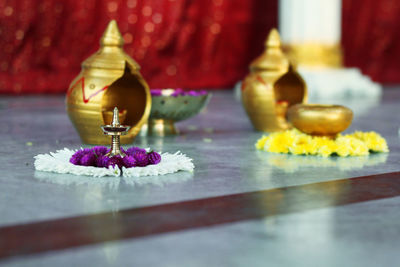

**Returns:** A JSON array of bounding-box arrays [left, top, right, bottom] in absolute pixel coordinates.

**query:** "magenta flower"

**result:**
[[122, 155, 137, 168], [148, 151, 161, 165], [126, 147, 146, 156], [93, 146, 108, 156], [151, 88, 207, 97], [150, 89, 162, 96], [96, 155, 110, 168], [107, 155, 124, 169], [198, 90, 207, 95], [69, 149, 85, 165], [69, 146, 161, 169], [171, 88, 184, 97], [187, 90, 198, 96], [82, 148, 92, 154], [80, 152, 96, 166], [133, 151, 148, 167], [70, 149, 92, 165]]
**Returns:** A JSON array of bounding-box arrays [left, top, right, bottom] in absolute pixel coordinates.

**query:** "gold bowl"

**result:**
[[287, 104, 353, 137], [141, 89, 211, 136]]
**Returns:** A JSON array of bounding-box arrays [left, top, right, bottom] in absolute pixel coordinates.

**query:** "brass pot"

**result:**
[[287, 104, 353, 137], [66, 20, 151, 144], [241, 29, 307, 132]]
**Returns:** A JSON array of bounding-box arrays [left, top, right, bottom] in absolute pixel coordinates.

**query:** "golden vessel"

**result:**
[[242, 29, 307, 132], [287, 104, 353, 137], [66, 20, 151, 144]]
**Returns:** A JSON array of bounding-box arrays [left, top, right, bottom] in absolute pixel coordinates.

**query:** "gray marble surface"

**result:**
[[4, 196, 400, 267], [1, 89, 400, 266]]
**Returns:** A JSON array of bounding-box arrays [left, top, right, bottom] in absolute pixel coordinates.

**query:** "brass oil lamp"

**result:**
[[66, 20, 151, 144], [241, 29, 307, 132], [101, 107, 130, 157]]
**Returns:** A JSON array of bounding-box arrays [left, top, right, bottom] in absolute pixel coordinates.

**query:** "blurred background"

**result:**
[[0, 0, 399, 94]]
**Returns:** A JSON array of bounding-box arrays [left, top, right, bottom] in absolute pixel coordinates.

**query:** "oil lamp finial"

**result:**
[[112, 107, 120, 126]]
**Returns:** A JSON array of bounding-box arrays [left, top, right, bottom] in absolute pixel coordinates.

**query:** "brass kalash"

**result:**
[[66, 20, 151, 144], [242, 29, 307, 132]]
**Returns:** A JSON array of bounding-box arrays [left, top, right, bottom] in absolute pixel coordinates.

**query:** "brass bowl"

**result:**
[[142, 89, 211, 136], [287, 104, 353, 137]]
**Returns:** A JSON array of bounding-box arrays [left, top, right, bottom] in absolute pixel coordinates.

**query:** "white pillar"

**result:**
[[277, 0, 381, 103], [279, 0, 342, 45]]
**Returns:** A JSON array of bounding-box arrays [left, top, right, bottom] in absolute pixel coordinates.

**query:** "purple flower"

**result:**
[[171, 88, 184, 97], [198, 90, 207, 95], [107, 155, 124, 169], [96, 155, 110, 168], [133, 151, 148, 167], [93, 146, 108, 157], [69, 149, 86, 165], [69, 156, 80, 165], [80, 152, 96, 166], [187, 90, 208, 96], [82, 148, 92, 154], [150, 88, 207, 98], [122, 155, 137, 168], [147, 151, 161, 165], [70, 149, 89, 165], [188, 90, 198, 96], [126, 147, 146, 156], [150, 89, 162, 96], [69, 146, 154, 168]]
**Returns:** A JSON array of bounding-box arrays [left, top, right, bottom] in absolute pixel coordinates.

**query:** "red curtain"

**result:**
[[342, 0, 400, 84], [0, 0, 398, 94]]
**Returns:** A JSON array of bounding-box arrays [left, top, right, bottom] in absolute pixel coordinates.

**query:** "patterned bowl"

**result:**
[[141, 89, 211, 136]]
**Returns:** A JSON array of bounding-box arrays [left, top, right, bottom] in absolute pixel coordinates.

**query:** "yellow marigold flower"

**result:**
[[350, 137, 369, 156], [318, 143, 336, 157], [351, 131, 389, 152], [312, 137, 336, 157], [255, 136, 268, 150], [289, 143, 308, 155], [290, 133, 313, 155], [335, 136, 351, 157], [255, 130, 388, 157], [263, 130, 296, 153], [303, 138, 320, 155], [338, 135, 369, 156]]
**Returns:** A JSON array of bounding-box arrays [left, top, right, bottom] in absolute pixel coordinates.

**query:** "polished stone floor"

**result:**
[[0, 89, 399, 266]]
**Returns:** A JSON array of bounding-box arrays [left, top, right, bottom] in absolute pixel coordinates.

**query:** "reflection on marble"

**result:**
[[123, 171, 193, 187], [34, 171, 121, 190], [4, 196, 400, 267], [34, 170, 193, 189], [257, 152, 388, 173]]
